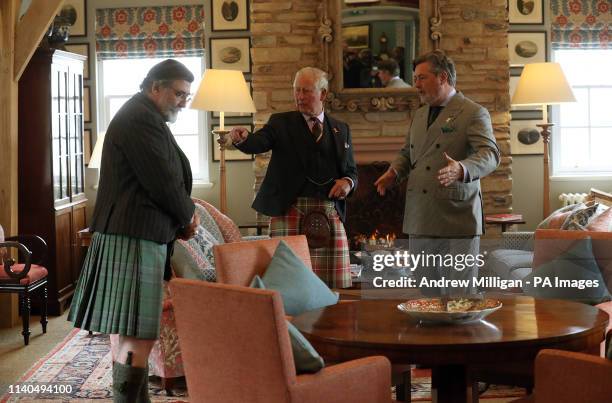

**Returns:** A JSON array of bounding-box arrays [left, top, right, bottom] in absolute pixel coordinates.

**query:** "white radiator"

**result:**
[[559, 193, 588, 207]]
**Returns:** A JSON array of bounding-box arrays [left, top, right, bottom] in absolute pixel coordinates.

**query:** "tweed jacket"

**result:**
[[235, 111, 358, 221], [391, 92, 500, 236], [90, 93, 194, 244]]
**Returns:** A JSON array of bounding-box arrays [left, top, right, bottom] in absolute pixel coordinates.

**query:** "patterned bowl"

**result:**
[[397, 297, 503, 325]]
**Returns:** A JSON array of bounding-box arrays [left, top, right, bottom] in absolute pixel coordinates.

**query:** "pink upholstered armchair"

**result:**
[[148, 198, 247, 390], [169, 278, 394, 403]]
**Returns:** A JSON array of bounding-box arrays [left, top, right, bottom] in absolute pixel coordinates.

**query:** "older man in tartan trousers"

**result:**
[[230, 67, 358, 288]]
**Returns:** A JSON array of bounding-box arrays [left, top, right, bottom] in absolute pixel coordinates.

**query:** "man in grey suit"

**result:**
[[377, 59, 411, 88], [375, 50, 500, 296]]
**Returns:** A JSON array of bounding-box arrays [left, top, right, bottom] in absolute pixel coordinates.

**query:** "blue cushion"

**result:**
[[262, 240, 338, 316], [249, 275, 324, 373], [524, 237, 612, 305]]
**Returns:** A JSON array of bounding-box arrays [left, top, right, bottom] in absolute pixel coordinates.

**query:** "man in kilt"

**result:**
[[229, 67, 357, 289], [68, 59, 199, 402]]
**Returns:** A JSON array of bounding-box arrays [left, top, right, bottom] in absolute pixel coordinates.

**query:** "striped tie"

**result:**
[[310, 117, 323, 143]]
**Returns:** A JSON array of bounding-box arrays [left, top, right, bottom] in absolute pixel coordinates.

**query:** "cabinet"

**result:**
[[18, 48, 88, 315]]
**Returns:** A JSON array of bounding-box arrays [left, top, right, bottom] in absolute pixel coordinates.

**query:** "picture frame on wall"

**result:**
[[508, 32, 547, 66], [510, 120, 544, 155], [509, 0, 544, 24], [342, 25, 370, 50], [65, 44, 90, 80], [212, 125, 254, 161], [83, 129, 92, 165], [210, 37, 251, 72], [83, 86, 91, 123], [212, 0, 249, 31], [63, 0, 87, 37]]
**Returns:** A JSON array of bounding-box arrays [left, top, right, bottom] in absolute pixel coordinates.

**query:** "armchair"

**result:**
[[0, 224, 48, 345], [169, 278, 394, 403], [511, 345, 612, 403]]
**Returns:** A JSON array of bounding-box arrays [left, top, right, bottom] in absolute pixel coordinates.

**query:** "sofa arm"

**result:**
[[502, 231, 535, 251], [532, 349, 612, 403], [290, 356, 392, 403]]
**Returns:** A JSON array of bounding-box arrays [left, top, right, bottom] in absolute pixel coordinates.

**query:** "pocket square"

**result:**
[[344, 142, 350, 149]]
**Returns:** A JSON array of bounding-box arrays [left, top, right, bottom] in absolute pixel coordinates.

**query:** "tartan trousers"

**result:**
[[269, 197, 352, 289]]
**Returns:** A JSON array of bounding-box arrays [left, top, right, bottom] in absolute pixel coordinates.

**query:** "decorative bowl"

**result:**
[[397, 297, 502, 325]]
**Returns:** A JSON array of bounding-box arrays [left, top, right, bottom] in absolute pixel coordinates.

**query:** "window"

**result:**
[[552, 49, 612, 177], [97, 56, 209, 182]]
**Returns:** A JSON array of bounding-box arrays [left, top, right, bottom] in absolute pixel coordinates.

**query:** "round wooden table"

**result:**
[[292, 295, 608, 403]]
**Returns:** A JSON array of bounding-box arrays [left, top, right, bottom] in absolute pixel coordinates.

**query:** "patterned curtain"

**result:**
[[550, 0, 610, 49], [96, 5, 205, 59]]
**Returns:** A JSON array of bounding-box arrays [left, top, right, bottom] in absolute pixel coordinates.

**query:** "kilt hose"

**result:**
[[68, 232, 166, 340], [269, 197, 352, 289]]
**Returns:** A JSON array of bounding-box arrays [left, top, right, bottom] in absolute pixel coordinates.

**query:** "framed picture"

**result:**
[[65, 44, 90, 79], [210, 37, 251, 72], [63, 0, 87, 37], [509, 0, 544, 24], [213, 81, 252, 118], [212, 0, 249, 31], [211, 125, 254, 161], [510, 119, 544, 155], [83, 86, 91, 123], [83, 129, 92, 165], [508, 32, 546, 66], [509, 75, 543, 112], [342, 25, 370, 50]]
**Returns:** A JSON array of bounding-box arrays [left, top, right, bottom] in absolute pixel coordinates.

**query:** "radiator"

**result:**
[[559, 192, 588, 207]]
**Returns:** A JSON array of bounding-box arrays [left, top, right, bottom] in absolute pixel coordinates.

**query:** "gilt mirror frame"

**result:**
[[319, 0, 441, 113]]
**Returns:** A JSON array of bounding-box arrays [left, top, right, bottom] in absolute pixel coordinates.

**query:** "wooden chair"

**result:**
[[0, 224, 49, 345], [170, 278, 394, 403]]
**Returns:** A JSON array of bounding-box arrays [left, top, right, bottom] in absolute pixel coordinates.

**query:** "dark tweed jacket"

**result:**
[[90, 92, 194, 244]]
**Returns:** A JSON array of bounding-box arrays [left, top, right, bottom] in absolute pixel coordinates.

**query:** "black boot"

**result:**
[[112, 352, 147, 403]]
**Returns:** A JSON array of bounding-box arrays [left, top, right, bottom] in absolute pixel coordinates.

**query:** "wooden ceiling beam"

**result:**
[[13, 0, 64, 81]]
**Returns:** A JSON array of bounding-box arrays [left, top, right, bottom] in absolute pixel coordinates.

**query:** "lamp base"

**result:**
[[212, 129, 230, 214], [537, 123, 553, 218]]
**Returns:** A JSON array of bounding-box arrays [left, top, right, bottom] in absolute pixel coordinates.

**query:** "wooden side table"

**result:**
[[485, 216, 526, 232]]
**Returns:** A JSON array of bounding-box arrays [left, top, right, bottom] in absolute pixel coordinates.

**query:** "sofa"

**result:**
[[147, 198, 263, 390], [486, 188, 612, 353]]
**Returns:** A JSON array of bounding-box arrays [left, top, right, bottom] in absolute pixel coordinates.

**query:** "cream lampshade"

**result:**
[[190, 69, 256, 213], [511, 62, 576, 218]]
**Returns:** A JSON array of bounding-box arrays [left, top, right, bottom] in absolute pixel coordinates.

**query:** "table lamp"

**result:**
[[511, 62, 576, 218], [190, 69, 256, 213]]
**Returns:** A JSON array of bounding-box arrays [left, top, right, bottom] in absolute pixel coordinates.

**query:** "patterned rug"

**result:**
[[1, 330, 526, 402]]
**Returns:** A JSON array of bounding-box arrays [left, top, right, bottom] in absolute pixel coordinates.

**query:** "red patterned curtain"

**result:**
[[95, 5, 205, 59], [550, 0, 610, 49]]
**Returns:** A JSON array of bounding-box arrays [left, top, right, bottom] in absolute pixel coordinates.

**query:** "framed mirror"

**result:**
[[321, 0, 440, 112]]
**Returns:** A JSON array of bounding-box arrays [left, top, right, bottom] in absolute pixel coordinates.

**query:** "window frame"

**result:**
[[96, 57, 210, 183], [551, 49, 612, 178]]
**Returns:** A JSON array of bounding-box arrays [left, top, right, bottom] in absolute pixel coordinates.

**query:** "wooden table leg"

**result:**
[[431, 365, 477, 403]]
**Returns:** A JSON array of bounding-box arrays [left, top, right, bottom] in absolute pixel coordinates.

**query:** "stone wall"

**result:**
[[250, 0, 512, 222]]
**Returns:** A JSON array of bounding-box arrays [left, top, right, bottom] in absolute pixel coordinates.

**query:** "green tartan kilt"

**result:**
[[67, 232, 166, 339]]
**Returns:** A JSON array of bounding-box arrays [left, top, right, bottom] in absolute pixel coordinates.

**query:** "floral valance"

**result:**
[[96, 5, 205, 60], [550, 0, 610, 49]]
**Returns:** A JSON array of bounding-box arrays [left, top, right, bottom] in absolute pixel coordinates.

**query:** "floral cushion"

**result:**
[[196, 200, 242, 243], [194, 204, 224, 244], [172, 225, 218, 282], [537, 204, 581, 229], [562, 202, 600, 230]]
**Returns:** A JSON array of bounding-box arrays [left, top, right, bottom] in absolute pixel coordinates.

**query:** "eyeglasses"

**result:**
[[170, 87, 192, 102]]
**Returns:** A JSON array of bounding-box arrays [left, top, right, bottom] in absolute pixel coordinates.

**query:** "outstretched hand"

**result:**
[[229, 127, 249, 144], [437, 152, 463, 187], [374, 168, 397, 196]]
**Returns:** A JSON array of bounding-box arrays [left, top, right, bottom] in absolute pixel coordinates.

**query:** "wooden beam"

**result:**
[[13, 0, 64, 81], [0, 0, 20, 328]]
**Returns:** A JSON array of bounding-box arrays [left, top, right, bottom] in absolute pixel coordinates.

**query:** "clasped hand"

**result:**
[[177, 212, 200, 241]]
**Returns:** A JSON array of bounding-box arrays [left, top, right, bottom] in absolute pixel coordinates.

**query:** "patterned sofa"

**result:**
[[148, 198, 257, 390]]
